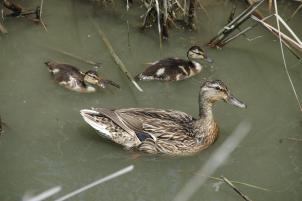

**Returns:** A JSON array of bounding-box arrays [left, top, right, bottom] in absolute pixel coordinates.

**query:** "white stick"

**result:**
[[54, 165, 134, 201], [251, 16, 302, 48], [23, 186, 61, 201]]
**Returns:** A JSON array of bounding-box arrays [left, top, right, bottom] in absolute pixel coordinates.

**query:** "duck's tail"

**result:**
[[134, 73, 143, 81]]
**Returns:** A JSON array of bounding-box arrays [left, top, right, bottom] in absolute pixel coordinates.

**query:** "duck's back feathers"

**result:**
[[81, 108, 198, 153], [136, 58, 203, 81]]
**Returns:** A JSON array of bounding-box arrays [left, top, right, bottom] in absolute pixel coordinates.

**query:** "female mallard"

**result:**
[[45, 61, 119, 93], [80, 80, 246, 155], [135, 46, 213, 81]]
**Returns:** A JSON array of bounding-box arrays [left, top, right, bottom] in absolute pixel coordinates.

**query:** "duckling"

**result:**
[[45, 61, 119, 93], [135, 46, 213, 81], [80, 80, 246, 155]]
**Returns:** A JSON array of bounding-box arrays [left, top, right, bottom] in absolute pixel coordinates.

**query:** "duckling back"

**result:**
[[45, 61, 96, 93], [136, 58, 203, 81]]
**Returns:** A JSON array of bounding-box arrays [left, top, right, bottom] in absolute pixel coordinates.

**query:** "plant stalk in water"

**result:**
[[95, 25, 143, 92], [221, 176, 253, 201]]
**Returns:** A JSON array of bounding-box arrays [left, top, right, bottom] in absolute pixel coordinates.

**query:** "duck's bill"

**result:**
[[226, 94, 247, 108]]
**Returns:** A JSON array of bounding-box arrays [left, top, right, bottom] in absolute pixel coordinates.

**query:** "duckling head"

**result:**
[[187, 46, 213, 63], [84, 70, 102, 86], [200, 80, 246, 108]]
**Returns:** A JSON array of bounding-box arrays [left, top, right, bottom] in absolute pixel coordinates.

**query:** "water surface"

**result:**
[[0, 1, 301, 201]]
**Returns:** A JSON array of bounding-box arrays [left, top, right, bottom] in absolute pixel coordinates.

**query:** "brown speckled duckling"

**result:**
[[80, 80, 246, 155], [45, 61, 119, 93], [135, 46, 213, 81]]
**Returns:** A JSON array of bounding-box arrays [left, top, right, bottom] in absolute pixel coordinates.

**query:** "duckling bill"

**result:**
[[80, 80, 246, 155], [135, 46, 213, 81], [45, 61, 119, 93]]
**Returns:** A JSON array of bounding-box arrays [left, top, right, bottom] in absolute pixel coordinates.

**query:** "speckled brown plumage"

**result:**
[[81, 80, 246, 155]]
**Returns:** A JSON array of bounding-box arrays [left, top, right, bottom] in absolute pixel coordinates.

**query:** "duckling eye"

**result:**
[[215, 86, 221, 90]]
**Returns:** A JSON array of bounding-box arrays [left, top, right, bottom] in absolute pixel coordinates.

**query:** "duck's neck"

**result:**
[[193, 91, 216, 140], [198, 91, 214, 120]]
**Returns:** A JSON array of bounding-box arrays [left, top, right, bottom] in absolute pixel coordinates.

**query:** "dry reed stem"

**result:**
[[268, 0, 273, 13], [251, 16, 302, 58], [221, 176, 253, 201], [154, 0, 162, 48], [95, 24, 143, 92], [273, 0, 302, 112], [208, 0, 264, 48]]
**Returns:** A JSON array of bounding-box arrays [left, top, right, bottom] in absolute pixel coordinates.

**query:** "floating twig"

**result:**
[[44, 46, 101, 67], [94, 24, 143, 92], [54, 165, 134, 201], [173, 121, 251, 201], [23, 186, 61, 201], [221, 176, 252, 201]]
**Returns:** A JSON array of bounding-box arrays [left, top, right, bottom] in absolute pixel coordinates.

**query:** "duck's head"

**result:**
[[200, 80, 246, 108], [187, 46, 213, 63]]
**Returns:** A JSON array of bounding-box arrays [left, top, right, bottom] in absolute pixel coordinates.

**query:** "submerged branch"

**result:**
[[95, 24, 143, 92]]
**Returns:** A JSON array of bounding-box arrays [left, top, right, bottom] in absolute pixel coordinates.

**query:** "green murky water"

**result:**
[[0, 1, 301, 201]]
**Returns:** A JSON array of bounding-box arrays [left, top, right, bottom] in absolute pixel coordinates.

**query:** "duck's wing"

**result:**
[[85, 108, 194, 141], [117, 108, 194, 138]]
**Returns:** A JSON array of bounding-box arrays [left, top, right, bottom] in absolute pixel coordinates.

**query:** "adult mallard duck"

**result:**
[[45, 61, 119, 93], [80, 80, 246, 155], [135, 46, 213, 81]]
